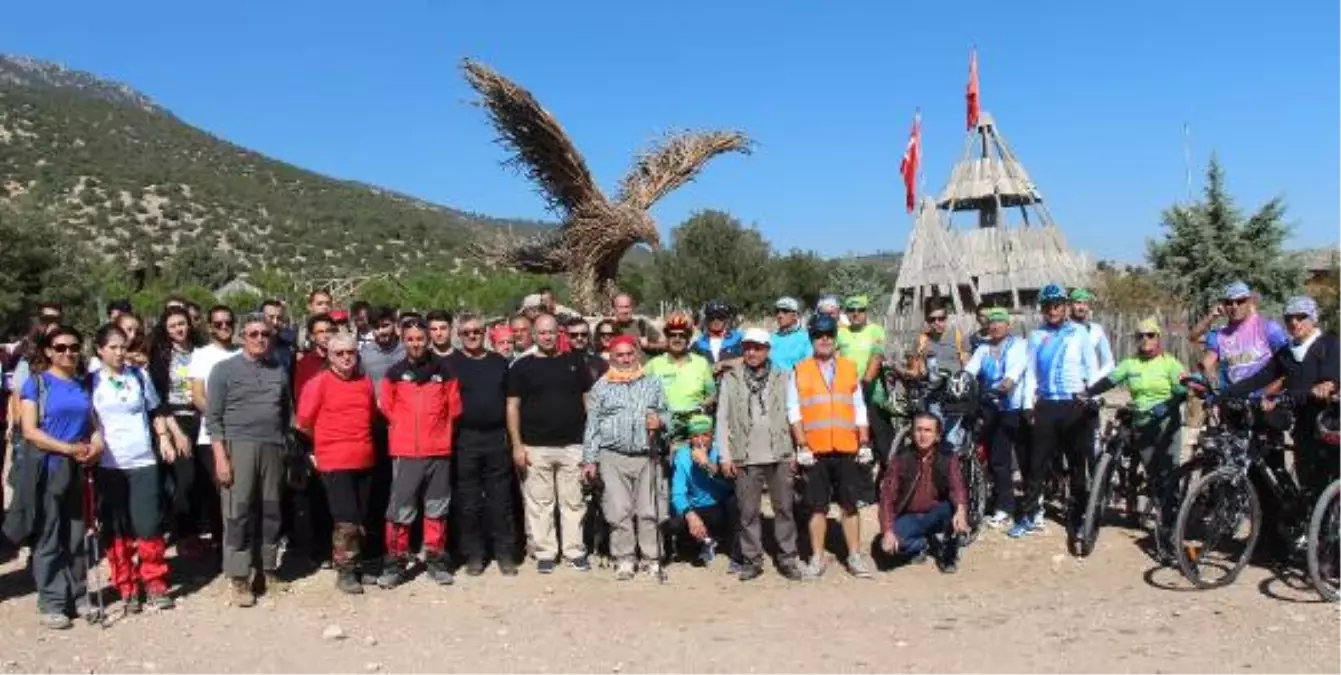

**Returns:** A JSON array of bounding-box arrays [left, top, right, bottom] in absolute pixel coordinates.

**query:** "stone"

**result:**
[[322, 624, 347, 641]]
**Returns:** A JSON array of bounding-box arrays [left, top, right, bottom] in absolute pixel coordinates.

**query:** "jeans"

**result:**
[[892, 501, 957, 563]]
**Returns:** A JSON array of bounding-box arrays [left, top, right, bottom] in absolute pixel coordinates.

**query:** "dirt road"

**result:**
[[0, 509, 1334, 674]]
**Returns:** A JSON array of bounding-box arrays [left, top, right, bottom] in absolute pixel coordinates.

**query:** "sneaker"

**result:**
[[263, 572, 290, 595], [336, 569, 364, 595], [642, 560, 664, 579], [937, 559, 959, 575], [802, 558, 826, 581], [847, 554, 874, 579], [377, 563, 406, 589], [426, 561, 455, 586], [737, 562, 763, 582], [145, 592, 175, 610], [1007, 517, 1035, 539], [40, 613, 72, 630], [464, 559, 486, 577], [123, 594, 143, 614], [498, 560, 520, 577], [615, 560, 636, 581], [726, 559, 743, 575], [778, 560, 804, 581], [536, 559, 557, 575], [567, 556, 592, 572], [230, 579, 256, 608], [985, 511, 1011, 529], [696, 538, 718, 567]]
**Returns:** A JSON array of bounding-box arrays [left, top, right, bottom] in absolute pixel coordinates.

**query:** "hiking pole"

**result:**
[[646, 411, 667, 584], [81, 467, 107, 627]]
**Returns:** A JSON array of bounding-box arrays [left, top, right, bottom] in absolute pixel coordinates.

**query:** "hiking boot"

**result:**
[[937, 559, 959, 575], [263, 572, 290, 595], [123, 594, 144, 614], [779, 560, 804, 581], [737, 562, 764, 582], [146, 592, 175, 610], [641, 559, 664, 579], [230, 579, 256, 608], [464, 559, 486, 577], [498, 560, 520, 577], [425, 558, 455, 586], [727, 559, 744, 575], [567, 555, 591, 572], [614, 560, 636, 581], [377, 560, 407, 589], [40, 613, 72, 630], [336, 568, 364, 595], [695, 538, 718, 567], [847, 554, 874, 579], [536, 559, 557, 575]]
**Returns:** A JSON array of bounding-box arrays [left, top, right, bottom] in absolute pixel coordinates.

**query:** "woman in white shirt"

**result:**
[[90, 323, 181, 613]]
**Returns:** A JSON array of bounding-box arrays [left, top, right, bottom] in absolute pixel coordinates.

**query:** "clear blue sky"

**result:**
[[3, 0, 1337, 262]]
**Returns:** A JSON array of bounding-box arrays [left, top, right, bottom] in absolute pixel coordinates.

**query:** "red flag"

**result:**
[[899, 111, 921, 213], [966, 48, 980, 130]]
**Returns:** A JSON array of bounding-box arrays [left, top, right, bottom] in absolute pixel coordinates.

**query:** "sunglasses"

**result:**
[[1284, 314, 1311, 323], [1222, 298, 1249, 306], [568, 330, 590, 338], [848, 307, 868, 313], [461, 329, 484, 337], [212, 320, 234, 329], [667, 332, 690, 339], [598, 332, 615, 339], [927, 315, 948, 323], [774, 309, 795, 315], [811, 331, 837, 340], [245, 330, 273, 339], [1136, 332, 1159, 339], [330, 349, 356, 357], [50, 343, 79, 354]]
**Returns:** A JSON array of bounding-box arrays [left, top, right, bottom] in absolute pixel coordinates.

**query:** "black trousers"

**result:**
[[1022, 400, 1095, 526], [364, 420, 392, 561], [191, 443, 224, 547], [166, 413, 199, 537], [452, 427, 516, 563], [97, 465, 163, 540], [979, 407, 1028, 515], [321, 470, 371, 525]]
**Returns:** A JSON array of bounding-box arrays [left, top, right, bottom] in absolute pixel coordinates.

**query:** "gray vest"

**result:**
[[720, 366, 793, 466], [920, 330, 964, 375]]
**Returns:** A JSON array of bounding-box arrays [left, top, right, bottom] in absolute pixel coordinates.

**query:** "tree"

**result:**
[[824, 261, 890, 315], [771, 249, 833, 310], [1307, 253, 1340, 335], [0, 200, 101, 335], [1147, 156, 1304, 311], [653, 210, 775, 314]]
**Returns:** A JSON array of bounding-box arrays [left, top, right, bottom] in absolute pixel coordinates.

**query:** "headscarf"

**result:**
[[1136, 317, 1163, 358], [603, 334, 644, 383]]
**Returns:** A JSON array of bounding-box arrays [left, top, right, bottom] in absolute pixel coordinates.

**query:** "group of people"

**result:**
[[0, 278, 1335, 630]]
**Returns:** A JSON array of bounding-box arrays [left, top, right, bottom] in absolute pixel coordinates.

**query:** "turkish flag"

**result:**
[[966, 48, 980, 130], [899, 112, 921, 213]]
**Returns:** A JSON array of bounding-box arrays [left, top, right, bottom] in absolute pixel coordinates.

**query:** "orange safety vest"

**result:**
[[795, 356, 860, 454]]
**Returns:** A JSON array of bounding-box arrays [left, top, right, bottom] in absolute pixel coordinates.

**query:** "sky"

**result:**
[[2, 0, 1338, 263]]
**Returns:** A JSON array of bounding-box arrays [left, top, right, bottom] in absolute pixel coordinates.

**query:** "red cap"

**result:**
[[608, 334, 637, 352], [329, 309, 349, 322]]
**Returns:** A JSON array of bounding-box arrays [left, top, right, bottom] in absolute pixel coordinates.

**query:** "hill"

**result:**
[[0, 54, 548, 280]]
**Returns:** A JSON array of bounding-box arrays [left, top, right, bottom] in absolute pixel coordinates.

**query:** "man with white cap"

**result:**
[[1200, 281, 1289, 392], [716, 328, 803, 581], [769, 297, 812, 372]]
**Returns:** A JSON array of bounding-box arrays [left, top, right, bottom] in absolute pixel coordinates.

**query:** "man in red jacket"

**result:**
[[377, 320, 463, 587]]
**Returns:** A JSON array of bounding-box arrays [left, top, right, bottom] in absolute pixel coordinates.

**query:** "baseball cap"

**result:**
[[686, 414, 714, 437], [1069, 288, 1095, 302], [816, 295, 840, 312], [1221, 281, 1251, 301], [844, 295, 870, 311], [329, 309, 350, 323], [774, 297, 800, 313], [984, 308, 1010, 324], [1284, 296, 1319, 321], [520, 294, 543, 310], [741, 327, 771, 346]]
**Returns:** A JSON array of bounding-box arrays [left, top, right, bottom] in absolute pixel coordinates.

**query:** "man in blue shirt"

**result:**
[[1011, 285, 1099, 544], [963, 308, 1028, 529], [668, 414, 737, 569], [769, 297, 812, 372]]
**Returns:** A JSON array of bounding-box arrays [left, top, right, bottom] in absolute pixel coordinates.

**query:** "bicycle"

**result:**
[[1173, 391, 1304, 589], [1305, 399, 1339, 602]]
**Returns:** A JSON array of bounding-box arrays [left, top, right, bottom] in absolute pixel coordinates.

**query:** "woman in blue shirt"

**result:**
[[18, 325, 104, 630]]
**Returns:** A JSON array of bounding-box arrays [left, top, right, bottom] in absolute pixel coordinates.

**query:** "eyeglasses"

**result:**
[[212, 320, 234, 329], [50, 343, 79, 354], [244, 330, 273, 339], [1284, 314, 1311, 323], [1136, 332, 1159, 340], [568, 331, 590, 338], [330, 349, 356, 357]]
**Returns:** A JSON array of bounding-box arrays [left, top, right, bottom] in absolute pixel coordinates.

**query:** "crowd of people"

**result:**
[[0, 279, 1335, 630]]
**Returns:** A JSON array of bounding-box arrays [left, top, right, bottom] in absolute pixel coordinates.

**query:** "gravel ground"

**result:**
[[0, 507, 1334, 674]]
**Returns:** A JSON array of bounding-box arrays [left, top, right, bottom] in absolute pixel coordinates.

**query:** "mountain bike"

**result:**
[[1306, 399, 1339, 602], [1173, 392, 1304, 589]]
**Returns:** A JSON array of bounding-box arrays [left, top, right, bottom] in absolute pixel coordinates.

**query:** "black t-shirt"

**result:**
[[507, 352, 591, 446], [446, 351, 509, 430]]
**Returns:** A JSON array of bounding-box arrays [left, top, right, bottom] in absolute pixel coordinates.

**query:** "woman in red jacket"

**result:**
[[376, 320, 462, 589], [295, 332, 376, 595]]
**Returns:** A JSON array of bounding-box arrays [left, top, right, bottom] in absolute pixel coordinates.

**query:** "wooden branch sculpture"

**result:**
[[462, 58, 751, 314]]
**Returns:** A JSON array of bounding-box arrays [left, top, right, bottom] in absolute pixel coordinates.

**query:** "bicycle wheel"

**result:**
[[1173, 467, 1261, 589], [961, 453, 987, 546], [1142, 458, 1204, 565], [1077, 449, 1120, 557], [1306, 479, 1340, 602]]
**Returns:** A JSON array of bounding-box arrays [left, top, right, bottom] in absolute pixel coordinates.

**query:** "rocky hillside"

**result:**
[[0, 54, 546, 278]]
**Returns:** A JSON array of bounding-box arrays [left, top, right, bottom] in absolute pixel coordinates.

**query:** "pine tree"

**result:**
[[1146, 156, 1303, 311]]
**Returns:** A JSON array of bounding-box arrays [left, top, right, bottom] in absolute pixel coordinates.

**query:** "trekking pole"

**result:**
[[645, 410, 667, 584], [81, 468, 107, 627]]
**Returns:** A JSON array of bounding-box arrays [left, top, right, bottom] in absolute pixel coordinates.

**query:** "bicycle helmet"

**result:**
[[663, 310, 694, 334], [944, 370, 976, 402], [1038, 284, 1068, 306], [1317, 405, 1340, 447], [808, 313, 838, 336], [702, 299, 732, 322]]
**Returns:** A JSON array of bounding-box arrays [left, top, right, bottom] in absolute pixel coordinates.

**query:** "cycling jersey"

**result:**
[[1106, 354, 1185, 413], [769, 325, 813, 372], [1074, 321, 1115, 380], [1023, 321, 1099, 406], [1209, 314, 1289, 387], [964, 335, 1028, 411], [645, 353, 716, 413], [836, 324, 885, 377]]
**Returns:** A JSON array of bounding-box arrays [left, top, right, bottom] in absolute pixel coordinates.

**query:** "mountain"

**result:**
[[0, 54, 548, 280]]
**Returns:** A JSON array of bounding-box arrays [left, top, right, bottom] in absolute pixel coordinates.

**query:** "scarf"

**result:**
[[745, 363, 771, 418], [604, 363, 645, 384]]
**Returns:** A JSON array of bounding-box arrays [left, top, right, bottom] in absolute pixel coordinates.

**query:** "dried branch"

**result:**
[[616, 131, 752, 210], [461, 59, 607, 217]]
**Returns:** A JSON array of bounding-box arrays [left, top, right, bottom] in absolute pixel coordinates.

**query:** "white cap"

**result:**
[[741, 328, 771, 346], [520, 294, 542, 309]]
